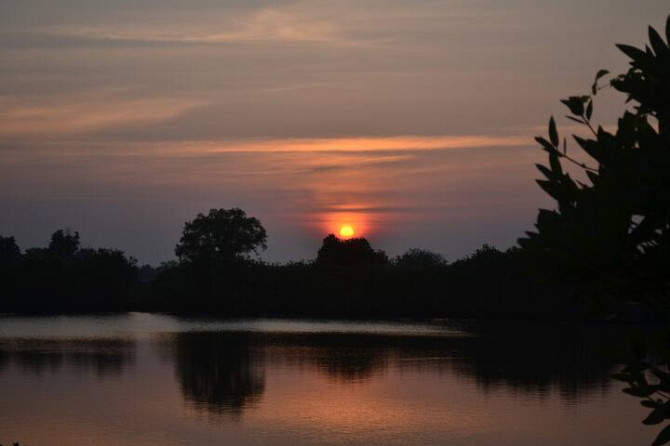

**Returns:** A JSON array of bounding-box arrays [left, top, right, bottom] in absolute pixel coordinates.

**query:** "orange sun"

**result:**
[[339, 225, 355, 238]]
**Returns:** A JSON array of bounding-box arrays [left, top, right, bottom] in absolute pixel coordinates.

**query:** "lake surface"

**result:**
[[0, 313, 652, 445]]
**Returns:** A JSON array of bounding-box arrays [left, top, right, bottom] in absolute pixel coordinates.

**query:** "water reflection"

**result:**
[[164, 326, 617, 417], [0, 317, 648, 446], [173, 332, 265, 417], [267, 334, 391, 383], [0, 348, 9, 373], [445, 326, 615, 400], [0, 338, 136, 377]]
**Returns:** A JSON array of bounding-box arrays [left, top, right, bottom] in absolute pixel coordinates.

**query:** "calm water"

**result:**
[[0, 313, 652, 445]]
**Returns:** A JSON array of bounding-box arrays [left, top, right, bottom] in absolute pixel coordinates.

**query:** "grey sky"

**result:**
[[0, 1, 667, 264]]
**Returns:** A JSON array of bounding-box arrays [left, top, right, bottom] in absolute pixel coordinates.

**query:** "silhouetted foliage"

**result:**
[[316, 234, 389, 266], [0, 235, 20, 263], [149, 238, 577, 319], [393, 248, 446, 268], [520, 17, 670, 309], [137, 264, 159, 282], [175, 208, 267, 263], [0, 229, 137, 312], [2, 214, 587, 320], [521, 17, 670, 445], [48, 229, 80, 259]]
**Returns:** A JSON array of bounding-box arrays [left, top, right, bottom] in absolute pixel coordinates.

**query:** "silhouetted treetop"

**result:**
[[175, 208, 267, 263], [48, 229, 80, 259], [0, 236, 20, 262], [393, 248, 446, 268], [316, 234, 388, 266]]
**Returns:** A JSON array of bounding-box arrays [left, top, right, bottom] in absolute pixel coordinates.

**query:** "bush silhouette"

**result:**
[[520, 16, 670, 446]]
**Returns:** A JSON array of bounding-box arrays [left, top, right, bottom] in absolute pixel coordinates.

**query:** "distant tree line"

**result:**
[[0, 207, 583, 318], [0, 230, 136, 312]]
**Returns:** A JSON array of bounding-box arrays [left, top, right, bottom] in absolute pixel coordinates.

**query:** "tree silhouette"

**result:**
[[520, 18, 670, 306], [393, 248, 446, 268], [175, 208, 267, 263], [48, 229, 80, 259], [520, 16, 670, 446], [0, 229, 136, 312], [316, 234, 388, 266], [0, 236, 20, 263]]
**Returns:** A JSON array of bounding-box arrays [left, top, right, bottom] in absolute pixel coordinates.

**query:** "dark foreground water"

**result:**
[[0, 313, 652, 445]]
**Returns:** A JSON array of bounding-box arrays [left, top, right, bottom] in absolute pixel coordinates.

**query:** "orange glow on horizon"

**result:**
[[339, 225, 355, 238], [312, 209, 382, 241]]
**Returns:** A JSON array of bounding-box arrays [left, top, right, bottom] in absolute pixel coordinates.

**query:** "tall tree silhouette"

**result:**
[[175, 208, 267, 263]]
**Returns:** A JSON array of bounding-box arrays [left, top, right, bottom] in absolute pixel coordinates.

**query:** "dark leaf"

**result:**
[[537, 180, 563, 200], [611, 372, 632, 382], [649, 26, 670, 58], [592, 69, 610, 94], [652, 424, 670, 446], [549, 117, 559, 146], [617, 43, 647, 61], [586, 101, 593, 120], [561, 97, 586, 116], [573, 135, 588, 149], [596, 69, 610, 80], [644, 403, 670, 425], [549, 152, 562, 175], [624, 386, 658, 398], [536, 137, 558, 154], [536, 164, 554, 180], [653, 369, 670, 381], [643, 400, 663, 409]]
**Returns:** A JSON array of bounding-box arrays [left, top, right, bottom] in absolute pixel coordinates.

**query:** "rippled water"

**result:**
[[0, 313, 652, 445]]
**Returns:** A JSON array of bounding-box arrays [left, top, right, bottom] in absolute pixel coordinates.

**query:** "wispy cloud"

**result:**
[[0, 93, 204, 139], [37, 7, 367, 47], [118, 135, 531, 157]]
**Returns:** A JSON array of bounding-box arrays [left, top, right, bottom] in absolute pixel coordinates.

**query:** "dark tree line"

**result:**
[[0, 215, 576, 319], [144, 209, 579, 319], [0, 230, 136, 312]]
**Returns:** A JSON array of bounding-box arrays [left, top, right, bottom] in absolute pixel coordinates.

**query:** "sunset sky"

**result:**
[[0, 1, 667, 264]]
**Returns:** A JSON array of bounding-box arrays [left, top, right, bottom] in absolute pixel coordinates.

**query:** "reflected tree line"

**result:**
[[5, 327, 618, 418], [0, 327, 622, 417], [0, 338, 136, 377], [172, 332, 265, 417], [159, 328, 624, 416]]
